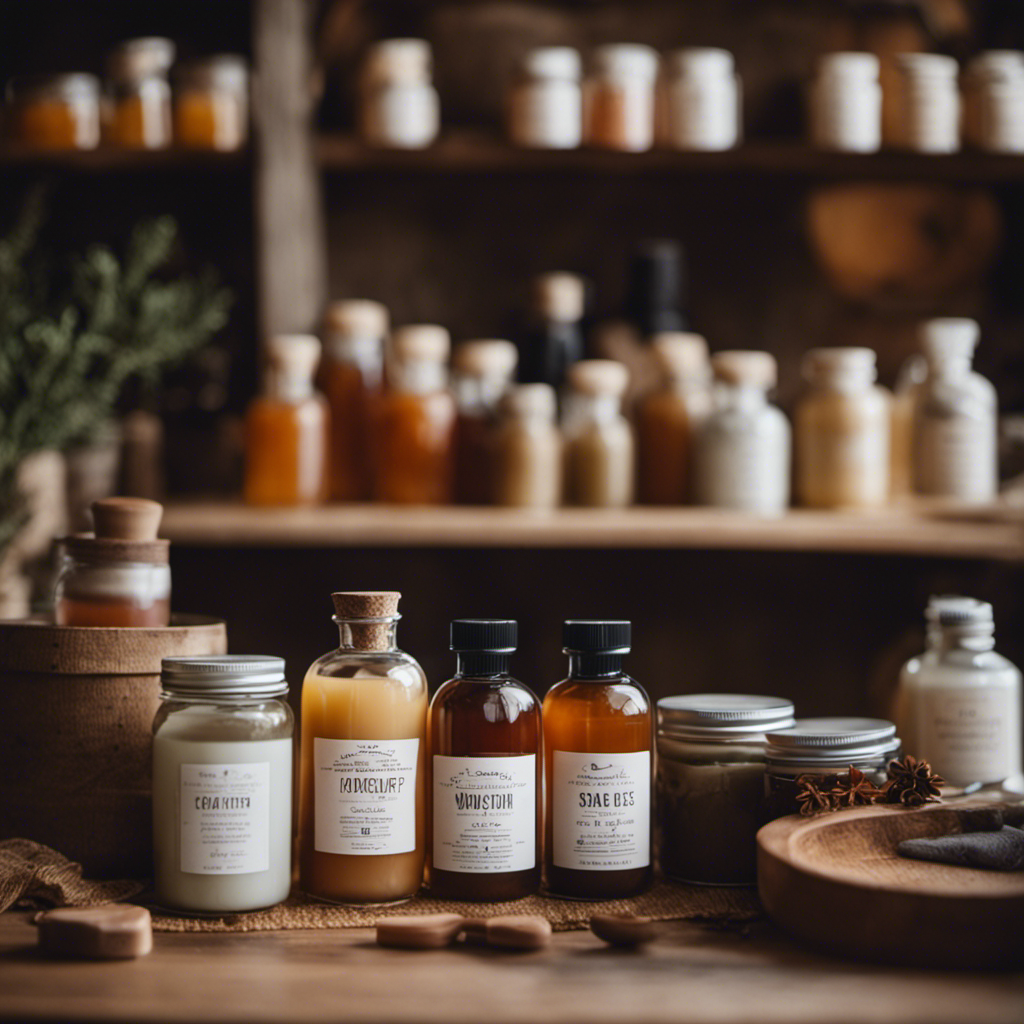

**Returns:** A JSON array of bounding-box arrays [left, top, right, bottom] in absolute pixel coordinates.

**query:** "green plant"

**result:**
[[0, 187, 232, 556]]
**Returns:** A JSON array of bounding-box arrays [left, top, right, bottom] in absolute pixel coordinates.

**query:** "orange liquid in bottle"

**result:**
[[637, 391, 692, 504], [244, 396, 330, 506], [107, 94, 171, 149], [373, 391, 455, 504], [56, 595, 171, 628], [323, 360, 377, 501], [453, 413, 495, 505], [16, 100, 85, 150]]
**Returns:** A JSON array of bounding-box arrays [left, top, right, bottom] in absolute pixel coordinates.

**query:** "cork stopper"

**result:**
[[92, 497, 163, 541], [652, 332, 709, 380], [568, 359, 629, 397], [331, 591, 402, 650], [711, 350, 777, 388], [108, 37, 176, 83], [500, 383, 557, 421], [533, 273, 585, 322], [452, 339, 518, 379], [324, 299, 389, 339], [802, 347, 877, 384], [266, 334, 321, 380], [391, 325, 450, 363]]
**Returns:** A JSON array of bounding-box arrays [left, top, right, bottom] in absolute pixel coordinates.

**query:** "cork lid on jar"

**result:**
[[801, 346, 877, 384], [363, 39, 433, 86], [919, 318, 980, 360], [568, 359, 629, 396], [711, 350, 777, 389], [592, 44, 659, 82], [324, 300, 389, 340], [452, 339, 518, 379], [266, 334, 321, 379], [533, 272, 585, 323], [500, 383, 557, 421], [64, 497, 169, 564], [108, 37, 176, 83], [652, 332, 709, 380], [391, 324, 451, 363], [331, 591, 402, 650]]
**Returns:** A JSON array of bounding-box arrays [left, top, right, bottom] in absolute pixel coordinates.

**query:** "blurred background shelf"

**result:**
[[0, 146, 250, 173]]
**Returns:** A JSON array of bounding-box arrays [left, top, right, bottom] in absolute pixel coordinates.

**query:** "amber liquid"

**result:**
[[543, 671, 653, 899], [106, 95, 170, 149], [323, 360, 377, 501], [428, 675, 542, 900], [637, 391, 692, 504], [55, 595, 171, 628], [244, 394, 330, 506], [372, 390, 455, 504], [174, 92, 246, 151], [14, 100, 89, 150], [453, 413, 495, 505]]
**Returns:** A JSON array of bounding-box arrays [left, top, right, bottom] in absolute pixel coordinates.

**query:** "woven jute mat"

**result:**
[[151, 880, 760, 933]]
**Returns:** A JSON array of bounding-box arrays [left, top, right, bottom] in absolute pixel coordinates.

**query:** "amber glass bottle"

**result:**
[[373, 325, 456, 504], [244, 335, 330, 506], [428, 620, 541, 900], [543, 620, 652, 899]]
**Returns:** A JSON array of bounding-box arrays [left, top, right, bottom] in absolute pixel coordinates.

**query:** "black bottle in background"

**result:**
[[624, 239, 688, 340], [518, 272, 586, 390]]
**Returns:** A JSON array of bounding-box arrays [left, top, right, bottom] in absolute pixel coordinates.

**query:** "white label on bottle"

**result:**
[[551, 750, 650, 871], [916, 690, 1020, 784], [314, 737, 419, 855], [432, 755, 536, 874], [179, 762, 270, 875], [919, 417, 996, 501]]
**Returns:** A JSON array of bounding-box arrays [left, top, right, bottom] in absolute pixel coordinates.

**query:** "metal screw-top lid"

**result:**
[[161, 655, 288, 698], [658, 694, 795, 739], [926, 595, 994, 628], [766, 717, 898, 766], [563, 620, 630, 653], [450, 619, 517, 652]]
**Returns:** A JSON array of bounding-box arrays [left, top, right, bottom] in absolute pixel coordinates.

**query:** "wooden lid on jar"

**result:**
[[331, 591, 402, 651], [64, 497, 169, 564], [324, 300, 389, 339], [533, 273, 585, 323], [391, 324, 450, 363], [711, 350, 777, 388], [652, 332, 709, 379], [500, 383, 557, 420], [568, 359, 629, 396], [266, 334, 321, 379], [452, 339, 518, 378]]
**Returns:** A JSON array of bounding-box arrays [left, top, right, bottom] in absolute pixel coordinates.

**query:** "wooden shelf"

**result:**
[[0, 146, 250, 173], [161, 501, 1024, 559], [317, 132, 1024, 181]]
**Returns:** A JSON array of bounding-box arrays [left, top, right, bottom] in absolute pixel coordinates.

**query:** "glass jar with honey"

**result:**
[[372, 325, 456, 504], [173, 55, 249, 151], [105, 37, 174, 149], [7, 73, 101, 150], [244, 334, 330, 506], [322, 300, 388, 501]]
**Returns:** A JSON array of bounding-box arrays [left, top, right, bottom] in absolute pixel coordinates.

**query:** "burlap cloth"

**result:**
[[0, 839, 761, 933]]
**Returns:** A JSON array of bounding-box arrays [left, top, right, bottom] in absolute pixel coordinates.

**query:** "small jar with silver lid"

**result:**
[[763, 717, 900, 820], [152, 656, 294, 913], [657, 694, 795, 885]]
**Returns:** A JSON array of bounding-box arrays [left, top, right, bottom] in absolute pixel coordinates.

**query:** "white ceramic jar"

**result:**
[[810, 52, 882, 152], [661, 48, 740, 151], [891, 53, 960, 153], [585, 44, 659, 152], [508, 47, 582, 149], [964, 51, 1024, 153], [359, 39, 439, 149]]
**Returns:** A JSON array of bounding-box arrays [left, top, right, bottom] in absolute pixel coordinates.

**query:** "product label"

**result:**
[[180, 762, 270, 875], [919, 418, 996, 501], [551, 750, 650, 872], [432, 755, 536, 874], [314, 737, 419, 855]]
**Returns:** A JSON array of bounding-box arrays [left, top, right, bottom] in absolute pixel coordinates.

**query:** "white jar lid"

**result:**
[[520, 46, 582, 81], [967, 50, 1024, 80], [896, 52, 959, 78], [712, 350, 776, 389], [667, 48, 735, 78], [919, 317, 980, 360], [817, 52, 880, 80], [592, 44, 660, 82], [452, 339, 518, 378], [364, 38, 433, 85], [568, 359, 629, 396], [266, 334, 321, 380], [324, 299, 389, 339], [533, 272, 586, 323], [927, 594, 993, 628]]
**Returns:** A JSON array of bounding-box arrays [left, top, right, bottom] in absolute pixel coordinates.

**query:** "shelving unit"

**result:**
[[0, 147, 249, 173]]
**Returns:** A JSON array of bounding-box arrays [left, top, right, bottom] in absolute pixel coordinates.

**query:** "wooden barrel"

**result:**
[[0, 614, 227, 879]]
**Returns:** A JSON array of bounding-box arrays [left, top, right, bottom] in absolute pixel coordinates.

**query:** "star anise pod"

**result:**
[[830, 766, 885, 808], [795, 775, 835, 816], [882, 755, 944, 806]]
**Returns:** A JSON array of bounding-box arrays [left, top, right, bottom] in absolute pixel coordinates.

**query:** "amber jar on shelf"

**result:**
[[173, 55, 249, 151], [322, 300, 388, 501], [584, 44, 659, 152], [7, 73, 101, 150], [105, 37, 174, 149], [373, 325, 455, 504]]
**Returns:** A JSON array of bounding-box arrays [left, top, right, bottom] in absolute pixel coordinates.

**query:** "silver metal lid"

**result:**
[[161, 655, 288, 698], [766, 717, 897, 764], [658, 694, 795, 739]]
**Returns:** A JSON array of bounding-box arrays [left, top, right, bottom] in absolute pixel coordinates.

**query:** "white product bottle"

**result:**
[[964, 51, 1024, 153], [584, 44, 660, 152], [359, 39, 440, 149], [810, 52, 882, 153], [912, 318, 998, 503], [891, 53, 960, 154], [508, 47, 583, 150], [661, 48, 741, 152], [897, 596, 1022, 787], [694, 350, 791, 515]]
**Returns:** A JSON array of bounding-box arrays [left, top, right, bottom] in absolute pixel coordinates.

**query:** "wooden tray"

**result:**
[[757, 803, 1024, 968]]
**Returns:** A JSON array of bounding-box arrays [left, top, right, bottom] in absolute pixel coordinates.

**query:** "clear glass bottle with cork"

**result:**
[[508, 47, 583, 150], [564, 360, 634, 508], [298, 592, 427, 905], [795, 347, 891, 509], [584, 44, 660, 152], [896, 596, 1022, 788], [637, 332, 711, 505], [518, 272, 586, 392], [322, 299, 388, 501], [912, 318, 998, 503], [494, 383, 563, 509], [244, 334, 330, 506], [105, 37, 174, 149], [359, 39, 439, 150], [54, 497, 170, 628], [452, 339, 518, 505], [544, 620, 652, 900], [694, 350, 791, 515], [373, 325, 455, 504], [428, 619, 541, 901]]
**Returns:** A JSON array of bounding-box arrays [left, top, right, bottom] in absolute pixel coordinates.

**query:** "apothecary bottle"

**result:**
[[173, 55, 249, 151], [809, 53, 881, 153], [298, 592, 427, 905], [694, 351, 791, 515], [637, 332, 711, 505], [322, 299, 388, 501], [657, 695, 794, 885], [244, 334, 330, 506], [585, 44, 659, 152], [359, 39, 439, 150], [373, 324, 456, 504], [544, 620, 652, 900], [508, 47, 582, 150], [896, 596, 1022, 788], [152, 656, 294, 913], [494, 384, 563, 508], [763, 718, 900, 821], [564, 360, 634, 508], [795, 347, 891, 509], [518, 272, 586, 392], [890, 351, 928, 499], [890, 53, 960, 153], [7, 74, 101, 151], [661, 48, 741, 152], [964, 52, 1024, 153], [105, 37, 174, 149], [452, 339, 518, 505], [912, 318, 998, 503], [428, 620, 541, 901], [54, 497, 171, 628]]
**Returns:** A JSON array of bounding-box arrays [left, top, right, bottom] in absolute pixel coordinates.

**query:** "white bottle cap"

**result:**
[[592, 44, 660, 82], [363, 39, 433, 86], [651, 332, 709, 379], [919, 318, 980, 360], [568, 359, 629, 396], [391, 324, 450, 362], [896, 52, 959, 79], [711, 350, 777, 388], [667, 48, 735, 78], [533, 272, 586, 322], [501, 382, 557, 420], [266, 334, 321, 379], [452, 339, 519, 378], [324, 299, 389, 339], [817, 52, 880, 80], [520, 47, 582, 81], [108, 37, 176, 83], [926, 594, 994, 629], [802, 346, 877, 382]]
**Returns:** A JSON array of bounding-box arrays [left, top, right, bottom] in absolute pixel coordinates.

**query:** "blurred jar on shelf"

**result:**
[[508, 47, 582, 150], [494, 383, 563, 509], [963, 51, 1024, 154], [795, 347, 891, 509], [660, 48, 740, 152], [694, 351, 790, 515], [105, 37, 174, 149], [912, 318, 998, 503], [809, 53, 882, 153], [373, 325, 455, 503], [359, 39, 439, 150], [322, 300, 388, 501], [452, 339, 518, 505], [564, 359, 634, 508], [518, 272, 586, 393], [7, 73, 101, 150], [636, 332, 711, 505], [173, 55, 249, 151], [584, 44, 659, 152], [890, 350, 928, 500], [244, 334, 330, 506], [889, 53, 960, 153]]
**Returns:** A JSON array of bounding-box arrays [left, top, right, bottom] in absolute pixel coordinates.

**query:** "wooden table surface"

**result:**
[[1, 912, 1021, 1024]]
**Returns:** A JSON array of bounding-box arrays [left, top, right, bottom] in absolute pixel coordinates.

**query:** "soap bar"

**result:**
[[589, 913, 658, 947], [37, 905, 153, 959], [478, 916, 552, 951], [899, 826, 1024, 871], [376, 914, 465, 949]]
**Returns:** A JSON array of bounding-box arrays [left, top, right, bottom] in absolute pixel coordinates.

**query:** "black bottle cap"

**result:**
[[562, 620, 631, 654], [450, 619, 518, 652], [626, 239, 686, 336]]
